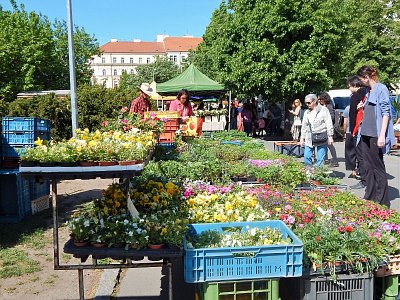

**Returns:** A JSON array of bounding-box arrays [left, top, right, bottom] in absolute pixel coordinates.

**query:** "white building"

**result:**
[[90, 35, 202, 88]]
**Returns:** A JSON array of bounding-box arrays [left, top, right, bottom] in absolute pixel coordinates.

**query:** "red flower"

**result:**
[[345, 226, 353, 233], [304, 218, 310, 223], [315, 236, 321, 241], [338, 226, 345, 233]]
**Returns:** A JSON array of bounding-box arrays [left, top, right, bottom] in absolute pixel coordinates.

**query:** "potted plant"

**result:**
[[68, 214, 93, 246]]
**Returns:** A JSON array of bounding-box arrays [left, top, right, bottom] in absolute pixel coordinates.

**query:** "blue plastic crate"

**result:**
[[29, 179, 50, 200], [1, 131, 50, 146], [0, 171, 31, 223], [2, 117, 50, 132], [184, 220, 303, 283], [156, 142, 176, 150]]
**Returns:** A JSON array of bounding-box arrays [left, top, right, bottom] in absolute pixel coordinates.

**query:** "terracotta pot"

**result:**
[[79, 161, 99, 167], [148, 244, 164, 250], [91, 242, 107, 248], [73, 240, 89, 247], [118, 160, 138, 166], [98, 161, 118, 166]]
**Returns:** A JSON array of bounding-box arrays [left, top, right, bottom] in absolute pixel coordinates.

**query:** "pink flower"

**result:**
[[120, 106, 128, 113]]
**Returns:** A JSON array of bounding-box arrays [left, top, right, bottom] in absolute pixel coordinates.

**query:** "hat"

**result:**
[[140, 83, 153, 96]]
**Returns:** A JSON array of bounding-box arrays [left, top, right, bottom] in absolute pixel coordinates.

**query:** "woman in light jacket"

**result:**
[[300, 94, 334, 167], [357, 65, 396, 207]]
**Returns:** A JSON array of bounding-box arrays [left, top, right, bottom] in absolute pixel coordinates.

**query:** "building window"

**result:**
[[169, 55, 177, 63], [139, 57, 142, 64], [130, 57, 134, 64], [121, 57, 124, 64], [147, 58, 150, 64], [113, 69, 117, 76], [130, 69, 134, 74], [102, 57, 105, 64], [112, 57, 117, 63], [102, 69, 106, 76]]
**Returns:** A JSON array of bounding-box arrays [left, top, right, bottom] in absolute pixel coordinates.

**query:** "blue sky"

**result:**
[[0, 0, 222, 45]]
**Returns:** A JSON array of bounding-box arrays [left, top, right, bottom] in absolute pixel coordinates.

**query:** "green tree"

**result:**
[[0, 3, 99, 101], [194, 0, 400, 102], [52, 20, 101, 88], [119, 56, 179, 90]]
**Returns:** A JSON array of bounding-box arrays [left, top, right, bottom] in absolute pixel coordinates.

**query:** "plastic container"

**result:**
[[1, 117, 50, 132], [301, 273, 374, 300], [184, 220, 303, 283], [196, 279, 280, 300], [0, 171, 30, 223], [158, 131, 175, 143], [29, 179, 50, 200], [31, 196, 50, 215], [1, 131, 50, 146], [163, 119, 179, 131]]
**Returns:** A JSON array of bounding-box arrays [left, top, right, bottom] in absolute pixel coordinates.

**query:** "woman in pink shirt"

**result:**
[[169, 89, 193, 119]]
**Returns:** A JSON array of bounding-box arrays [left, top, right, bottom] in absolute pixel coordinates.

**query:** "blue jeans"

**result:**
[[304, 145, 327, 167]]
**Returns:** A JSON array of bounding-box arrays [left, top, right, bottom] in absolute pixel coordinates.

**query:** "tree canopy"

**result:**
[[0, 2, 100, 102], [193, 0, 400, 102]]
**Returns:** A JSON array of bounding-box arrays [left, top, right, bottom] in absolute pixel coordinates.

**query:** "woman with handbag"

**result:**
[[299, 94, 334, 167], [289, 99, 302, 141]]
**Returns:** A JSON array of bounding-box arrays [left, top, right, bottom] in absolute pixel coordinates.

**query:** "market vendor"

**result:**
[[169, 89, 194, 119], [129, 83, 153, 116]]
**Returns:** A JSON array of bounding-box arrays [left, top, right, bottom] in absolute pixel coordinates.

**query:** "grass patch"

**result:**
[[0, 248, 41, 278], [19, 229, 47, 250]]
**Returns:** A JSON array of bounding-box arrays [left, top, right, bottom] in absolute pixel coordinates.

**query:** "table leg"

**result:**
[[51, 178, 60, 268], [78, 269, 85, 300], [168, 261, 173, 300]]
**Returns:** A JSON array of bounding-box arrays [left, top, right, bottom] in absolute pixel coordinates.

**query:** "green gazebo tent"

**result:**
[[157, 64, 225, 95]]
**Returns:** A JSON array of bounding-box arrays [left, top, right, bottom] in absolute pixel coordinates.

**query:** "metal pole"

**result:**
[[67, 0, 78, 136], [228, 91, 232, 131]]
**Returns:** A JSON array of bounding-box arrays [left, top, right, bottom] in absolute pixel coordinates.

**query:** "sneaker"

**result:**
[[350, 182, 366, 189], [324, 159, 330, 165]]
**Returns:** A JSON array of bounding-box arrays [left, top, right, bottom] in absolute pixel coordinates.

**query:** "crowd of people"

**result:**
[[129, 65, 398, 207]]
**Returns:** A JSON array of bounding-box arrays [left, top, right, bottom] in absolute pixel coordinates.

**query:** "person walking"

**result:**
[[289, 99, 302, 141], [318, 92, 339, 167], [346, 75, 368, 189], [300, 94, 334, 167], [357, 65, 396, 207]]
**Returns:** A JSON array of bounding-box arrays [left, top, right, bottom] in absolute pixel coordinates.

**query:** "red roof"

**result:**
[[163, 37, 203, 52], [100, 41, 164, 53], [99, 37, 203, 54]]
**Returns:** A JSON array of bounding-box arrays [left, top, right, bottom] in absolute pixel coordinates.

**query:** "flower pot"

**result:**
[[148, 244, 164, 250], [20, 161, 37, 167], [91, 242, 107, 248], [118, 160, 138, 166], [79, 161, 99, 167], [73, 240, 89, 247], [38, 162, 56, 167], [98, 161, 118, 166], [59, 162, 78, 167]]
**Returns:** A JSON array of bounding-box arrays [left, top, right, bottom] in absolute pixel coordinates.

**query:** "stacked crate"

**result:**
[[1, 117, 51, 168], [144, 111, 180, 144], [0, 117, 51, 221], [0, 170, 30, 223]]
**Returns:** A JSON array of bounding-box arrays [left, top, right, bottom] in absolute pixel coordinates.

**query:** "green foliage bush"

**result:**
[[3, 85, 137, 140]]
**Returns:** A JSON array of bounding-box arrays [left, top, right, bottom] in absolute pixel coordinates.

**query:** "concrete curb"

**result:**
[[95, 269, 120, 300]]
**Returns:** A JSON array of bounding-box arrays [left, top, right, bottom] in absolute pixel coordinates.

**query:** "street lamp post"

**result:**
[[67, 0, 78, 136]]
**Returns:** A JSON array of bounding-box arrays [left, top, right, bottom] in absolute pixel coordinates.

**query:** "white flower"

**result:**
[[84, 220, 90, 227]]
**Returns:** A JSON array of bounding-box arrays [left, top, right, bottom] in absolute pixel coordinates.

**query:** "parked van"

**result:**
[[328, 89, 351, 113]]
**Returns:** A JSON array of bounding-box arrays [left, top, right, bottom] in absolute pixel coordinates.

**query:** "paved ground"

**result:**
[[96, 138, 400, 300]]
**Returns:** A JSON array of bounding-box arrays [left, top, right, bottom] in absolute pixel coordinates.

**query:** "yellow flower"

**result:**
[[274, 207, 281, 212], [34, 138, 43, 146]]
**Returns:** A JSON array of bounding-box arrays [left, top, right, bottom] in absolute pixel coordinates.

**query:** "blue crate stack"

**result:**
[[0, 117, 51, 223]]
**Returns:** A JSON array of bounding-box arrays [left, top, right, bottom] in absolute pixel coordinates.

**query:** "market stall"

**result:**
[[157, 64, 229, 132]]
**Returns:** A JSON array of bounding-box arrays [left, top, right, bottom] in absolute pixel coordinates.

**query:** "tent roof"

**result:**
[[157, 64, 225, 95]]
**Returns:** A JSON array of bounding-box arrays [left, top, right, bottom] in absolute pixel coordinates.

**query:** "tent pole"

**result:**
[[228, 91, 232, 131]]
